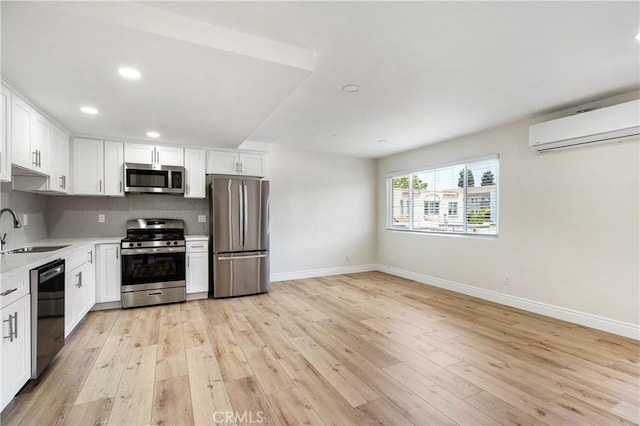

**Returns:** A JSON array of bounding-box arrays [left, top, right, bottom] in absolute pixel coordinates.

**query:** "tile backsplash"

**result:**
[[0, 182, 49, 249], [46, 193, 208, 238], [1, 183, 208, 246]]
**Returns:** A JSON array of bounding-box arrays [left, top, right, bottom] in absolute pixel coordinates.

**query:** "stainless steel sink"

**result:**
[[2, 245, 70, 254]]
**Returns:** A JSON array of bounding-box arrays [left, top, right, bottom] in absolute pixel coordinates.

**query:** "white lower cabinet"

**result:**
[[96, 243, 121, 303], [1, 293, 31, 411], [186, 239, 208, 294], [64, 246, 95, 337]]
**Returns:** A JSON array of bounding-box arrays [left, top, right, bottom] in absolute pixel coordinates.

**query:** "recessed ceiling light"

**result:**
[[146, 131, 160, 138], [80, 106, 98, 115], [377, 139, 387, 144], [635, 32, 640, 41], [118, 67, 141, 79], [342, 84, 360, 93]]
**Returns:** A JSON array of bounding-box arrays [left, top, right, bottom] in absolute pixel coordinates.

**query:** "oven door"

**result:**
[[121, 247, 186, 292]]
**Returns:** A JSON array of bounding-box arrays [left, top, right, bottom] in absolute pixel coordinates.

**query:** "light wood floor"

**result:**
[[2, 272, 639, 425]]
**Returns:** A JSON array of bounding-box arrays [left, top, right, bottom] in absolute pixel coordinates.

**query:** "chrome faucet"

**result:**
[[0, 208, 22, 250]]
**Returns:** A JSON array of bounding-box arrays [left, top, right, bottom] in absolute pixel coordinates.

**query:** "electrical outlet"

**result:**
[[98, 214, 105, 223], [22, 214, 28, 226], [198, 215, 207, 223], [504, 276, 510, 286]]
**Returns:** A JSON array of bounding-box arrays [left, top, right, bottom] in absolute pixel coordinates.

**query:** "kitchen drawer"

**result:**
[[186, 240, 208, 253], [0, 270, 28, 309], [65, 245, 89, 271]]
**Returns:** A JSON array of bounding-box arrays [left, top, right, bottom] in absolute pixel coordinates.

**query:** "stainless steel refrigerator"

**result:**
[[209, 177, 269, 298]]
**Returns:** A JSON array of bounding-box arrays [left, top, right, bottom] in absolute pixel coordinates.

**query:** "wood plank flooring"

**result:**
[[2, 271, 638, 425]]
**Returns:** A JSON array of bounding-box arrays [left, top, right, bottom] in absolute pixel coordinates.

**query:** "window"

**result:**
[[424, 201, 440, 215], [387, 156, 498, 235]]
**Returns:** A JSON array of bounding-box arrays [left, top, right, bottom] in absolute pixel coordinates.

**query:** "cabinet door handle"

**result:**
[[99, 180, 102, 193], [191, 245, 204, 249], [116, 248, 119, 259], [3, 312, 16, 342], [89, 250, 93, 264], [64, 175, 67, 189], [76, 271, 82, 288], [38, 150, 42, 167], [1, 288, 17, 296], [32, 151, 38, 166], [119, 181, 123, 194], [187, 255, 190, 268], [156, 150, 160, 164], [151, 150, 154, 164], [13, 312, 18, 340], [185, 183, 189, 195], [59, 175, 64, 188]]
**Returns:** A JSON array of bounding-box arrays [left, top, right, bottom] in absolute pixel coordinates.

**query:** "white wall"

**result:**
[[265, 148, 377, 277], [377, 116, 639, 330]]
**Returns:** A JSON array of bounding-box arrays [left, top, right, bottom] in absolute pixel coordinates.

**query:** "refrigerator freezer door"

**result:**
[[211, 179, 243, 253], [213, 251, 270, 298], [243, 180, 269, 251]]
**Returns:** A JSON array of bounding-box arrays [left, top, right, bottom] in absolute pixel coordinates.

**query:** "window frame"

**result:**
[[386, 155, 499, 237]]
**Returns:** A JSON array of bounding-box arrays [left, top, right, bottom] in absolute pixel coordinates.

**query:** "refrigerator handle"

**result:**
[[218, 254, 267, 261], [238, 183, 244, 247], [243, 184, 249, 248]]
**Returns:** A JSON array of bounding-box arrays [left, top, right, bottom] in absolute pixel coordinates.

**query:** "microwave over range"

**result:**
[[124, 163, 184, 194]]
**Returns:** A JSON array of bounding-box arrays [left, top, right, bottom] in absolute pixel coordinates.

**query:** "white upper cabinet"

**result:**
[[50, 126, 70, 193], [124, 143, 154, 165], [0, 84, 11, 182], [125, 142, 183, 166], [31, 113, 51, 176], [207, 150, 238, 175], [156, 145, 184, 166], [206, 149, 265, 177], [238, 152, 265, 177], [104, 141, 124, 197], [72, 138, 125, 196], [72, 138, 104, 195], [11, 95, 51, 176], [184, 148, 206, 199], [11, 96, 34, 171]]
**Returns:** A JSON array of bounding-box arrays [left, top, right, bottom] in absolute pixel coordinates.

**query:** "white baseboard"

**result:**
[[376, 264, 639, 340], [271, 264, 378, 282]]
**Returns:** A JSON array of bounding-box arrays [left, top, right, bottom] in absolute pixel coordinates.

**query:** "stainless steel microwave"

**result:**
[[124, 163, 184, 194]]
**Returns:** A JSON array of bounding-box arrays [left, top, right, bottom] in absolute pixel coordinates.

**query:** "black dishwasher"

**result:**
[[30, 259, 65, 379]]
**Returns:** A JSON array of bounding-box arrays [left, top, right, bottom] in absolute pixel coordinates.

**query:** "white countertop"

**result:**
[[1, 235, 207, 277]]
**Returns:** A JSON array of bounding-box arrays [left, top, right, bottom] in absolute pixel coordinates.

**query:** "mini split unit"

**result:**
[[529, 99, 640, 153]]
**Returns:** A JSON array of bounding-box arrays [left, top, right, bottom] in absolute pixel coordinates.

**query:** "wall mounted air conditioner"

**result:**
[[529, 99, 640, 153]]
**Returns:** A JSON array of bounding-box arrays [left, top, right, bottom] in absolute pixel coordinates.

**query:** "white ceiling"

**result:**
[[2, 1, 639, 158]]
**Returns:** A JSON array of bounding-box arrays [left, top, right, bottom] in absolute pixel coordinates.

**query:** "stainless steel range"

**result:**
[[120, 219, 186, 308]]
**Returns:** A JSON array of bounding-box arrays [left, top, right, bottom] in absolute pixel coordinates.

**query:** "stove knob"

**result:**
[[137, 242, 142, 247], [174, 241, 178, 245], [129, 243, 134, 248], [166, 241, 171, 246]]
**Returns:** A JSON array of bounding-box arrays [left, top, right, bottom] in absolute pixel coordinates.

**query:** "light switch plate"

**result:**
[[198, 215, 207, 223], [98, 214, 105, 223]]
